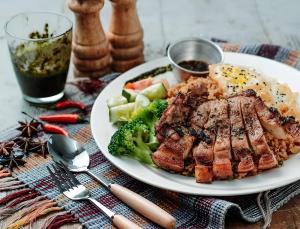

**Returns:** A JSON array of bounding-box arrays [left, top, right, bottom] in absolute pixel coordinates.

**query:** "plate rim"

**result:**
[[91, 52, 300, 196]]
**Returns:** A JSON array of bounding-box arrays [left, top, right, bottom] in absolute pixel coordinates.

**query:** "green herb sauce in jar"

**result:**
[[9, 23, 72, 98]]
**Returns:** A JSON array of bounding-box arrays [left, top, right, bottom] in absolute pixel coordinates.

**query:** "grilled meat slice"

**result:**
[[153, 82, 208, 174], [169, 77, 209, 107], [164, 133, 195, 159], [193, 100, 218, 183], [156, 82, 208, 142], [152, 132, 195, 172], [240, 89, 300, 153], [154, 80, 300, 182], [240, 96, 278, 170], [228, 97, 255, 174], [241, 90, 287, 140], [190, 102, 211, 131], [155, 93, 191, 142], [193, 143, 213, 183], [281, 116, 300, 153], [255, 99, 287, 140], [183, 81, 209, 109], [212, 99, 233, 179], [195, 164, 213, 183], [190, 101, 214, 184], [152, 144, 184, 172]]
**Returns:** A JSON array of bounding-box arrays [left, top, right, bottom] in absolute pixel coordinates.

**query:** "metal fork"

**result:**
[[47, 162, 141, 229]]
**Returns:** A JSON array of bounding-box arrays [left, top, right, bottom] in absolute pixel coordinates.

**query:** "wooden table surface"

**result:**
[[0, 0, 300, 228]]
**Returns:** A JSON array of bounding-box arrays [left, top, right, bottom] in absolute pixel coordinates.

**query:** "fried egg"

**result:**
[[209, 64, 300, 119]]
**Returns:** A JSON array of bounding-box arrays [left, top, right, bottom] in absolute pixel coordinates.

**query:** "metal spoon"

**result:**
[[47, 134, 176, 229]]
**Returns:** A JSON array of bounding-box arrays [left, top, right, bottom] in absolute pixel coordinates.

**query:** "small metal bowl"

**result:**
[[167, 38, 224, 81]]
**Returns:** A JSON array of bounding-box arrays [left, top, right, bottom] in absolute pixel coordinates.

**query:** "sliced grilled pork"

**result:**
[[281, 116, 300, 153], [190, 102, 211, 131], [153, 81, 208, 174], [212, 99, 233, 180], [156, 82, 208, 142], [239, 89, 300, 153], [228, 97, 255, 174], [240, 96, 278, 170], [183, 81, 209, 109], [241, 90, 287, 140], [255, 101, 288, 139], [153, 80, 300, 183], [164, 133, 195, 159], [152, 132, 195, 172], [152, 144, 183, 172], [189, 101, 213, 183], [155, 93, 190, 142], [193, 141, 214, 183], [193, 100, 218, 183]]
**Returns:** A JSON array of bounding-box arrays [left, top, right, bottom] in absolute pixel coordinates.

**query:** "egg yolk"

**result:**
[[223, 67, 250, 86]]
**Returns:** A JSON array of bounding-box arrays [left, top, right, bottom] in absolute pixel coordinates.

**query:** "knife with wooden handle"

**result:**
[[87, 170, 176, 229]]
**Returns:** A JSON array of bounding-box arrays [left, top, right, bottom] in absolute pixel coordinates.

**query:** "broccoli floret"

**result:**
[[148, 99, 168, 118], [131, 99, 168, 150], [108, 119, 153, 164], [132, 99, 168, 121], [108, 99, 168, 164]]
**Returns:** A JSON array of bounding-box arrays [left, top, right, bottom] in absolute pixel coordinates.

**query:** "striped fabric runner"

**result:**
[[0, 43, 300, 229]]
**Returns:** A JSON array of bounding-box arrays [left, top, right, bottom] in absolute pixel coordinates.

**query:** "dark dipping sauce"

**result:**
[[12, 65, 68, 98], [9, 24, 72, 99], [178, 60, 209, 72]]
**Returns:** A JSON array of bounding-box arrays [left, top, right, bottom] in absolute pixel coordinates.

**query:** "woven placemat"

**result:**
[[1, 43, 300, 229]]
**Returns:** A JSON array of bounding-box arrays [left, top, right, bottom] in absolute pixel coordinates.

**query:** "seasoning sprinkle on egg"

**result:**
[[209, 64, 300, 120]]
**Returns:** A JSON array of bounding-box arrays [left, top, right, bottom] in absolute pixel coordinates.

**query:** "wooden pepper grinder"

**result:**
[[68, 0, 111, 78], [108, 0, 144, 72]]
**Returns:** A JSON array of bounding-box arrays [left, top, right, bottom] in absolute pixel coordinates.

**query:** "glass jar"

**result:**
[[5, 12, 72, 103]]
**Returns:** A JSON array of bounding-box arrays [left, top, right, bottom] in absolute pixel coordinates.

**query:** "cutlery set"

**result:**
[[47, 134, 176, 229], [47, 163, 141, 229]]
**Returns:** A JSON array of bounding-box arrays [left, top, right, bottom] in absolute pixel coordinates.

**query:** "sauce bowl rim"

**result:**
[[167, 37, 224, 74]]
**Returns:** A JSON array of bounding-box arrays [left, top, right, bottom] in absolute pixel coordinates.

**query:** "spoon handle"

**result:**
[[109, 183, 176, 229]]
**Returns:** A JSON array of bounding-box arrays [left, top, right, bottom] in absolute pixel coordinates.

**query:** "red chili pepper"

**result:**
[[54, 100, 86, 111], [22, 111, 70, 136], [39, 114, 84, 124], [43, 123, 69, 136]]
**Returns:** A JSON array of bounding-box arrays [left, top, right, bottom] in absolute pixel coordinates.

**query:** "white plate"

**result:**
[[91, 52, 300, 196]]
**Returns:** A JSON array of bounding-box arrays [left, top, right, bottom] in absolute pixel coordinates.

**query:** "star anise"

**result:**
[[8, 153, 26, 172], [30, 138, 48, 158], [0, 141, 15, 156], [1, 151, 26, 172], [17, 120, 40, 137], [14, 137, 34, 153]]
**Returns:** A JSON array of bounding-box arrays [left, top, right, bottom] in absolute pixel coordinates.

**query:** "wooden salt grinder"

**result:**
[[108, 0, 144, 72], [68, 0, 111, 78]]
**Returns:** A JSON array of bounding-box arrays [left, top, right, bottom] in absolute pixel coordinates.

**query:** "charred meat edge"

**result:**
[[228, 96, 255, 174], [212, 99, 233, 180], [240, 96, 278, 170]]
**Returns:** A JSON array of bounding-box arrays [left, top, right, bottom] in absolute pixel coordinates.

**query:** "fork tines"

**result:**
[[47, 162, 81, 193]]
